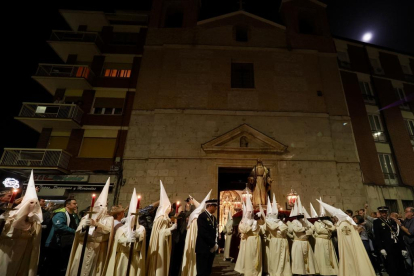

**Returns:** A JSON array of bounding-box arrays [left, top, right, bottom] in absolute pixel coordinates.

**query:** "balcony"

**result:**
[[32, 64, 95, 94], [338, 60, 351, 70], [48, 31, 104, 62], [384, 173, 399, 185], [400, 102, 411, 111], [362, 93, 377, 105], [372, 130, 388, 143], [15, 103, 83, 132], [0, 149, 71, 174]]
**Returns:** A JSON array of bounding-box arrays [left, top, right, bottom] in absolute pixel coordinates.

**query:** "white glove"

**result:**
[[402, 250, 408, 258], [170, 223, 177, 231], [380, 249, 387, 257], [84, 218, 92, 226], [210, 243, 219, 253]]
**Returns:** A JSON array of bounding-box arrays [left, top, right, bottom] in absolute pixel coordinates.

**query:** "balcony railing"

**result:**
[[338, 60, 351, 69], [49, 30, 104, 45], [18, 103, 83, 124], [372, 130, 388, 143], [35, 64, 95, 80], [0, 149, 71, 170], [384, 173, 399, 185], [362, 93, 377, 105]]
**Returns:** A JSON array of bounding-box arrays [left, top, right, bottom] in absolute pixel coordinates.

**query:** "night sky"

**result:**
[[2, 0, 413, 156]]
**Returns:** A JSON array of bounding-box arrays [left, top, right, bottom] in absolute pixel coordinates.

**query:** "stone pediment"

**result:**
[[202, 124, 288, 154]]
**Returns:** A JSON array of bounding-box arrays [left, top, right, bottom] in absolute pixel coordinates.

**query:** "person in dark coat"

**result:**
[[196, 199, 218, 276], [373, 206, 408, 276]]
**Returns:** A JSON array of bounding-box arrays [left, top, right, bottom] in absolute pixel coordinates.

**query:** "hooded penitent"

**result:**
[[319, 197, 326, 217], [316, 199, 356, 226], [310, 203, 318, 218], [155, 180, 171, 221], [0, 170, 43, 276], [181, 190, 211, 276], [104, 188, 146, 276]]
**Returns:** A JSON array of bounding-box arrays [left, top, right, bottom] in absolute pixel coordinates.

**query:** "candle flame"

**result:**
[[138, 195, 141, 199], [13, 189, 18, 193], [177, 201, 180, 205], [92, 194, 96, 198]]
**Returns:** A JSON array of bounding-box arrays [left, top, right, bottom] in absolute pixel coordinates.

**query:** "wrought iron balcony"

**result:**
[[32, 64, 95, 94], [362, 93, 377, 105], [0, 148, 71, 173], [16, 103, 83, 132]]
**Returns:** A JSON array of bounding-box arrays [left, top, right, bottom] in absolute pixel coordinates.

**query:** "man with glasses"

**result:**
[[394, 207, 414, 273]]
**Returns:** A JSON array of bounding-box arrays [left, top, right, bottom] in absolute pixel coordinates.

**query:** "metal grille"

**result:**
[[0, 149, 71, 170], [19, 103, 83, 124]]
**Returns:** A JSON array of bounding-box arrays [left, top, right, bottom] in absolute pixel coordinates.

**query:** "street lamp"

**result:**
[[287, 188, 298, 207]]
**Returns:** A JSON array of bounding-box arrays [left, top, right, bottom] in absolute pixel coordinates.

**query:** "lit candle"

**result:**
[[91, 194, 96, 208], [137, 195, 141, 210], [9, 189, 18, 204], [176, 201, 180, 215]]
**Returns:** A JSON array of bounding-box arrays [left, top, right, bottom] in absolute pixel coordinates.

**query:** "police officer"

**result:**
[[373, 206, 408, 276], [195, 199, 218, 276]]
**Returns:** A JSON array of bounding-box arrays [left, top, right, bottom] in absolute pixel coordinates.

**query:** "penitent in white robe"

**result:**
[[223, 220, 233, 259], [265, 220, 292, 276], [146, 216, 173, 276], [234, 220, 262, 276], [104, 225, 146, 276], [181, 219, 198, 276], [337, 220, 375, 276], [314, 220, 338, 275], [0, 217, 42, 276], [289, 220, 319, 275], [66, 215, 114, 276]]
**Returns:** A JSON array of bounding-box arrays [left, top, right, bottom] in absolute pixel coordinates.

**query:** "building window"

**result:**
[[395, 87, 410, 110], [384, 199, 399, 213], [368, 114, 387, 142], [404, 119, 414, 147], [370, 58, 384, 75], [359, 81, 376, 104], [235, 25, 248, 42], [104, 69, 131, 78], [337, 51, 351, 69], [231, 63, 254, 88], [378, 153, 399, 185], [92, 98, 124, 115], [78, 138, 117, 158], [402, 200, 414, 210]]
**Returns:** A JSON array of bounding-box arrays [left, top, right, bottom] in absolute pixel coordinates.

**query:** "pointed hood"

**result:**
[[90, 177, 110, 220], [155, 180, 171, 220], [310, 203, 318, 218], [245, 192, 253, 219], [10, 170, 43, 229], [303, 206, 311, 219], [319, 197, 326, 217], [126, 188, 138, 239], [189, 195, 200, 208], [95, 177, 110, 209], [297, 196, 303, 215], [272, 193, 278, 216], [187, 190, 211, 227], [289, 199, 298, 217], [316, 199, 356, 226], [266, 196, 273, 217]]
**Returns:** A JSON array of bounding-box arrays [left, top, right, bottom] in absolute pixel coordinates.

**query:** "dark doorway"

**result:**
[[217, 167, 251, 226]]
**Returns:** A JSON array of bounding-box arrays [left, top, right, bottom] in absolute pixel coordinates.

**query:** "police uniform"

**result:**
[[195, 199, 218, 276], [373, 206, 407, 276]]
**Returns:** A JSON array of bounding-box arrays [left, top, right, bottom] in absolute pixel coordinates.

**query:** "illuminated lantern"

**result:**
[[287, 188, 298, 207]]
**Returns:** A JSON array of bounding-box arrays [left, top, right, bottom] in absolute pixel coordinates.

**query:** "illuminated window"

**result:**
[[104, 69, 131, 78], [368, 114, 387, 143], [78, 138, 117, 158]]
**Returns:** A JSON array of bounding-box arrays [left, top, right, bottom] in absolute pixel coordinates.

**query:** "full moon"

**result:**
[[362, 32, 373, 42]]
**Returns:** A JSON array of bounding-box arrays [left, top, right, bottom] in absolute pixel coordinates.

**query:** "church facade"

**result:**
[[118, 0, 394, 211]]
